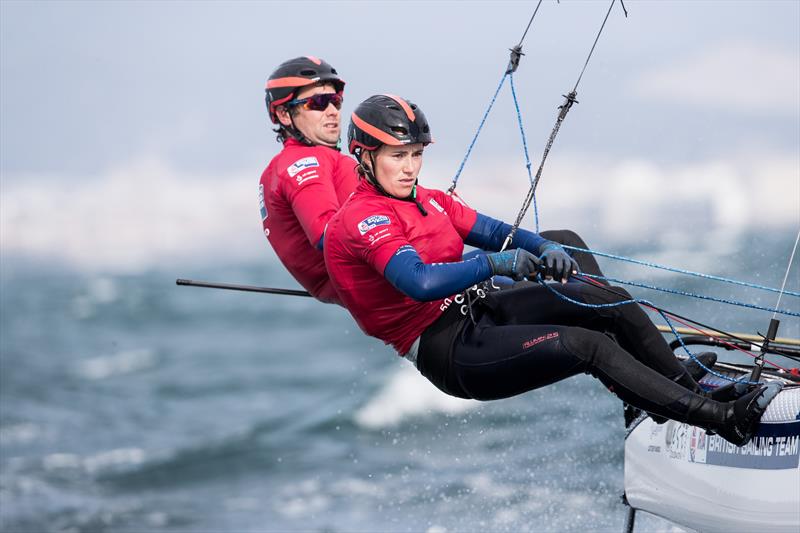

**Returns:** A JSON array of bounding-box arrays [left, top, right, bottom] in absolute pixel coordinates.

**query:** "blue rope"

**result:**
[[509, 74, 539, 231], [537, 278, 762, 385], [450, 72, 508, 191], [657, 309, 761, 386], [563, 245, 800, 298], [580, 273, 800, 318]]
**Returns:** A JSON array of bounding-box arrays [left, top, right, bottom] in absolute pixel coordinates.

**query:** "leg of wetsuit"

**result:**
[[417, 294, 779, 445], [540, 229, 607, 284], [450, 315, 724, 427], [482, 281, 688, 382]]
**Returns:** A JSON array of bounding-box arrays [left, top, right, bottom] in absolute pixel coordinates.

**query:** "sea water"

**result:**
[[1, 231, 798, 532]]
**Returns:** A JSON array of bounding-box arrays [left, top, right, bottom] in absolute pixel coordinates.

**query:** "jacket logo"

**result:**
[[428, 198, 446, 214], [358, 215, 391, 235], [287, 156, 319, 177], [258, 184, 268, 220], [522, 332, 559, 350]]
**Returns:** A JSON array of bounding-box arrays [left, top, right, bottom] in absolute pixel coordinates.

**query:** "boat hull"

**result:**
[[624, 388, 800, 532]]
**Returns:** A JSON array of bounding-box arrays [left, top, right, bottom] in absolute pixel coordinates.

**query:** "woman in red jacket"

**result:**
[[323, 94, 779, 447]]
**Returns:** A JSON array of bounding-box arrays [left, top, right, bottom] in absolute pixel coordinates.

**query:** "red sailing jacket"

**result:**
[[259, 138, 359, 304], [324, 180, 477, 354]]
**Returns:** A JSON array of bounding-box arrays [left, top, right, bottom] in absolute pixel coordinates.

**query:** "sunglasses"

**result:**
[[286, 92, 343, 112]]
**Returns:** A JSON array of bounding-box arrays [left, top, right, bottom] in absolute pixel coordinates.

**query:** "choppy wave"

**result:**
[[74, 348, 158, 380], [354, 363, 477, 429]]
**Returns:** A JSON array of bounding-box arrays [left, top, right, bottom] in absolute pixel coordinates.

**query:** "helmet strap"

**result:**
[[286, 113, 313, 146]]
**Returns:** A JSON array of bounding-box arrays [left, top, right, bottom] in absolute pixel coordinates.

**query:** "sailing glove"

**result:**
[[538, 242, 579, 282], [486, 249, 542, 281]]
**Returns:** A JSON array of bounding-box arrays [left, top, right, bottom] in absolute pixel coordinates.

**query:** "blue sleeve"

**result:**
[[465, 213, 548, 253], [383, 245, 494, 301]]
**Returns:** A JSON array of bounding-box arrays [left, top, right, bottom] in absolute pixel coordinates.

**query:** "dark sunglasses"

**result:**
[[286, 92, 343, 112]]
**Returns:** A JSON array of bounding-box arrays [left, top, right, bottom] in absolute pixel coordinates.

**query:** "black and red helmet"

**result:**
[[348, 95, 433, 156], [265, 56, 345, 124]]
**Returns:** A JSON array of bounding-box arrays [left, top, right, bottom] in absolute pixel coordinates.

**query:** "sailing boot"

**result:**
[[673, 360, 754, 402], [686, 382, 783, 446], [705, 381, 752, 402], [646, 361, 714, 424], [682, 352, 717, 381]]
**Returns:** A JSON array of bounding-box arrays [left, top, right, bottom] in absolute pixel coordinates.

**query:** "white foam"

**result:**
[[75, 348, 156, 380], [274, 478, 330, 518], [354, 363, 477, 430], [42, 452, 82, 470], [42, 448, 146, 474], [330, 477, 386, 498], [464, 472, 516, 499], [0, 422, 45, 445], [82, 447, 146, 474], [71, 276, 121, 319]]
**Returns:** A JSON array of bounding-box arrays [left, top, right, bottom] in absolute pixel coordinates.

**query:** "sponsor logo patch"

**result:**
[[358, 215, 391, 235], [258, 184, 268, 220], [394, 244, 415, 256], [295, 170, 318, 185], [287, 156, 319, 177], [428, 198, 445, 214], [521, 332, 559, 350], [367, 229, 391, 246]]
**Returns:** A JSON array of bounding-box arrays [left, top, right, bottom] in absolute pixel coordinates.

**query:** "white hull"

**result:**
[[624, 387, 800, 532]]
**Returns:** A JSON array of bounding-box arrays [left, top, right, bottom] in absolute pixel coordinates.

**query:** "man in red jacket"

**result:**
[[259, 56, 359, 304]]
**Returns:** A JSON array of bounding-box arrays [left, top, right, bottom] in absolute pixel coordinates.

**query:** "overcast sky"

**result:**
[[1, 1, 798, 272]]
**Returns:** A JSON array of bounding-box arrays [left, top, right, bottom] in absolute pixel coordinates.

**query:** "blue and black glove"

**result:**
[[486, 249, 542, 281], [538, 242, 579, 282]]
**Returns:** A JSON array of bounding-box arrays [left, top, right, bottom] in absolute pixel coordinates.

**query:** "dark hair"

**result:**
[[272, 105, 301, 143]]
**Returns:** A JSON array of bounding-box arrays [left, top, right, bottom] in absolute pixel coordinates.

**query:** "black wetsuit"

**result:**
[[416, 229, 712, 424]]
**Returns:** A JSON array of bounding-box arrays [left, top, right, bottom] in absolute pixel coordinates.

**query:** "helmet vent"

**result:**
[[391, 126, 408, 135], [300, 69, 317, 76]]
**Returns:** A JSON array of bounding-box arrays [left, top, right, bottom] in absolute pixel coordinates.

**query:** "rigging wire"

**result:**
[[560, 274, 790, 384], [578, 273, 800, 318], [502, 0, 627, 249], [562, 245, 800, 298], [772, 226, 800, 320], [577, 275, 800, 361], [517, 1, 543, 47], [448, 0, 543, 194], [448, 75, 508, 194]]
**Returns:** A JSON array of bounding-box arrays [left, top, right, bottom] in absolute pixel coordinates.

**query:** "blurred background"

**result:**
[[1, 1, 798, 531]]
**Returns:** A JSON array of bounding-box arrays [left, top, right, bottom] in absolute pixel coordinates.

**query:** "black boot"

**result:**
[[706, 381, 752, 402], [674, 361, 754, 402], [646, 369, 698, 424], [646, 354, 718, 424], [682, 352, 717, 381], [688, 382, 783, 446]]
